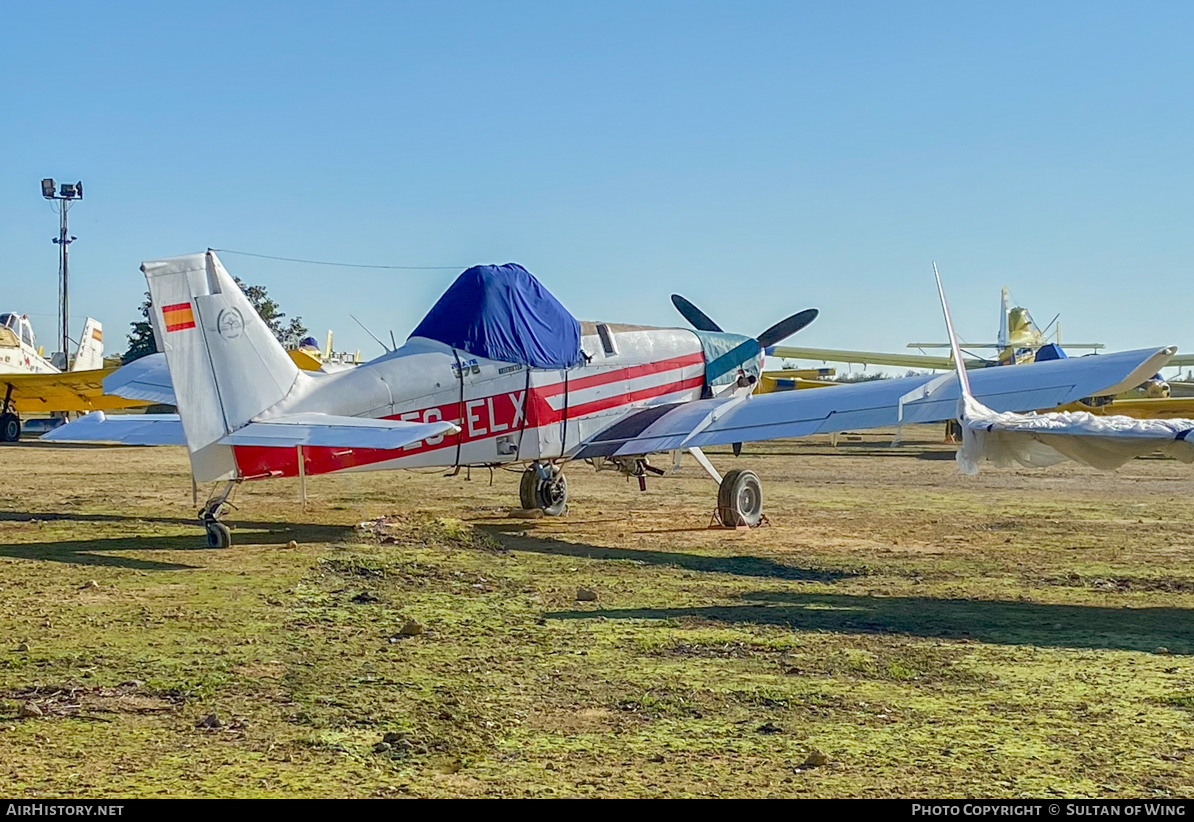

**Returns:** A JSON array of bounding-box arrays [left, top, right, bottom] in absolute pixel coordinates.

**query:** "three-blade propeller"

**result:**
[[670, 295, 818, 348]]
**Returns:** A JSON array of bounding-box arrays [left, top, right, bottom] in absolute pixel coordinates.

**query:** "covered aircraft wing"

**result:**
[[572, 347, 1175, 459], [221, 413, 461, 449], [1, 368, 152, 414], [41, 411, 187, 445], [956, 395, 1194, 474], [766, 345, 990, 371]]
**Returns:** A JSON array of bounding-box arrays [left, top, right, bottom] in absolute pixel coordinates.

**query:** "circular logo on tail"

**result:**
[[217, 308, 245, 340]]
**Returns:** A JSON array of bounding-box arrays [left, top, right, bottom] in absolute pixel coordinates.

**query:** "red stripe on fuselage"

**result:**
[[539, 352, 704, 396], [231, 361, 706, 479]]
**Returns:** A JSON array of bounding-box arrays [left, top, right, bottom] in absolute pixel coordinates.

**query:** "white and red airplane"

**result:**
[[48, 250, 1175, 548]]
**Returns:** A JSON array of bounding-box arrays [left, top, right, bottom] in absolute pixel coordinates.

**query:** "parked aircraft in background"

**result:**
[[768, 287, 1105, 371], [0, 312, 145, 441], [47, 251, 1174, 548]]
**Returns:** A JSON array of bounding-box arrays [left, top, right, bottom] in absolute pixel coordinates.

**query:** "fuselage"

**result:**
[[231, 323, 760, 480]]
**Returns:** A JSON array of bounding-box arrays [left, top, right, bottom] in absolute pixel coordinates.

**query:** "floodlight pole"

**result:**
[[42, 178, 82, 368], [57, 202, 70, 364]]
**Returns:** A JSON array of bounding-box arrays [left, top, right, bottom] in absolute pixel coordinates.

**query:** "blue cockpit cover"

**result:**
[[410, 264, 583, 368]]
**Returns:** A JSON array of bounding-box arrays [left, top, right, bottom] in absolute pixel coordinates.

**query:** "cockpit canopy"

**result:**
[[0, 313, 34, 349]]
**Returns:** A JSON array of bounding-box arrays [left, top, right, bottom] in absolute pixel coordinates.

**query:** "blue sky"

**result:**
[[2, 1, 1193, 367]]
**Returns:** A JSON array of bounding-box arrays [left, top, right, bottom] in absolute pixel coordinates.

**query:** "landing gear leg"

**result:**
[[199, 481, 238, 548], [519, 462, 569, 516]]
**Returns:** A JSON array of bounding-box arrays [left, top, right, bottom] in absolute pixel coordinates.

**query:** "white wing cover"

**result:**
[[957, 395, 1194, 473]]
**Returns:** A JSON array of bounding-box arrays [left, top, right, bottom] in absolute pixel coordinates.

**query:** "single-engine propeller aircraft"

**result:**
[[47, 251, 1176, 548]]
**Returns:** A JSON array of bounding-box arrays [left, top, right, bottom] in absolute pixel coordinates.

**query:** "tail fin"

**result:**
[[997, 286, 1010, 350], [70, 318, 104, 371], [143, 250, 304, 459]]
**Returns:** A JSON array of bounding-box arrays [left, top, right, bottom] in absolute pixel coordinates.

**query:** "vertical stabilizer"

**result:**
[[143, 250, 305, 478], [71, 318, 104, 371], [997, 286, 1010, 350]]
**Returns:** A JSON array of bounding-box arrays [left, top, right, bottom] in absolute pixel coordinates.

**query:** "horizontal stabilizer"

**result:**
[[104, 354, 177, 405], [220, 413, 461, 449], [41, 411, 186, 445]]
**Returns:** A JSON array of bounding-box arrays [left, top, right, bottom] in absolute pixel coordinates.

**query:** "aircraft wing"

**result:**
[[766, 345, 990, 371], [41, 412, 187, 445], [1, 368, 152, 414], [572, 347, 1174, 459], [43, 410, 461, 451], [1164, 353, 1194, 369], [104, 354, 176, 405], [957, 395, 1194, 474]]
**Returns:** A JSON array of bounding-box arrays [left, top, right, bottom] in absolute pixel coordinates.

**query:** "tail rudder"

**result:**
[[144, 250, 304, 456], [71, 318, 104, 371]]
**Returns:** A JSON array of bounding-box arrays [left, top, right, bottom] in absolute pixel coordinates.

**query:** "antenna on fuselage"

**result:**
[[935, 262, 972, 398], [351, 314, 392, 353]]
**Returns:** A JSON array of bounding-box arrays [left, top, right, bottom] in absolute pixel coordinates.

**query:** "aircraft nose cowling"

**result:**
[[693, 331, 761, 392]]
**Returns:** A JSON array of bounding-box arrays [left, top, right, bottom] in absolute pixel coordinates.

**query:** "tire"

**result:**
[[519, 465, 568, 516], [205, 522, 232, 549], [0, 414, 20, 443], [519, 468, 539, 510], [718, 468, 763, 527]]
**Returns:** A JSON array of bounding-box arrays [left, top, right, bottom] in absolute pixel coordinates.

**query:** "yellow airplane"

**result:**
[[2, 327, 334, 442], [770, 287, 1104, 372], [755, 367, 837, 394]]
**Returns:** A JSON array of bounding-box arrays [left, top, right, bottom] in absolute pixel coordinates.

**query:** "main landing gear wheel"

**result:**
[[717, 468, 763, 527], [519, 464, 568, 516], [0, 414, 19, 443], [205, 521, 232, 549]]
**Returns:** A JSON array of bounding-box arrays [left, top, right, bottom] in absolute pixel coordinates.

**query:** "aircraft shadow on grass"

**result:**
[[0, 510, 350, 572], [547, 591, 1194, 655], [478, 523, 854, 583]]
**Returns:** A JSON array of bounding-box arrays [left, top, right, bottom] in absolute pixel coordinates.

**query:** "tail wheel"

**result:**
[[519, 465, 568, 516], [0, 414, 20, 443], [718, 468, 763, 527]]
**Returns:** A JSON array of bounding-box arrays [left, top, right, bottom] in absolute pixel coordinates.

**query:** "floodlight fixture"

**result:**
[[41, 178, 56, 199]]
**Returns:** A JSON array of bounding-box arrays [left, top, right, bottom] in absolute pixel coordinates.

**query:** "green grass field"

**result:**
[[1, 432, 1193, 797]]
